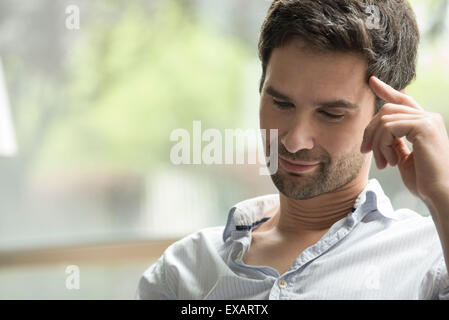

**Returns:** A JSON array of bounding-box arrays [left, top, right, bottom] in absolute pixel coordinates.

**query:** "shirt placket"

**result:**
[[269, 214, 361, 299]]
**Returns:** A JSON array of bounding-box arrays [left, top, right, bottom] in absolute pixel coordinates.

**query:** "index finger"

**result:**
[[369, 76, 423, 111]]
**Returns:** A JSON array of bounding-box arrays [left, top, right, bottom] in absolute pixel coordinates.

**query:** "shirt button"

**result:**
[[278, 280, 288, 289]]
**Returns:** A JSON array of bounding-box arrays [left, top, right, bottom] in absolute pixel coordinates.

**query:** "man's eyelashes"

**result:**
[[271, 99, 344, 119], [272, 98, 294, 109], [318, 110, 344, 119]]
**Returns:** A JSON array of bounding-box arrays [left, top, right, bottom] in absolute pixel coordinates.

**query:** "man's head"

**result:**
[[258, 0, 420, 200]]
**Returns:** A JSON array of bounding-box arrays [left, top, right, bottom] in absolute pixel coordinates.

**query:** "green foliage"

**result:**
[[407, 43, 449, 117], [37, 0, 251, 173]]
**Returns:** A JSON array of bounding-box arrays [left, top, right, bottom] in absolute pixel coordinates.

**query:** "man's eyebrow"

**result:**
[[264, 86, 293, 101], [317, 100, 359, 110], [265, 85, 359, 109]]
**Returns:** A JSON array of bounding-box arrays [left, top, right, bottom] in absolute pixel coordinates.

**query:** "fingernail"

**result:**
[[372, 76, 386, 85]]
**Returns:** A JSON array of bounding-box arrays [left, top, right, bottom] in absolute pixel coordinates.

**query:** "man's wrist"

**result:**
[[420, 181, 449, 209], [421, 184, 449, 229]]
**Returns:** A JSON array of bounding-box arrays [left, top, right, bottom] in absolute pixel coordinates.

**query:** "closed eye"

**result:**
[[272, 98, 294, 109], [272, 98, 344, 119], [318, 110, 344, 119]]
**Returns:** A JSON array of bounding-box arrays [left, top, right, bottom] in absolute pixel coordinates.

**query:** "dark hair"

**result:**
[[258, 0, 420, 112]]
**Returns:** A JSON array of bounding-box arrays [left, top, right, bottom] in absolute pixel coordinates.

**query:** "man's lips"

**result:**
[[278, 157, 319, 173]]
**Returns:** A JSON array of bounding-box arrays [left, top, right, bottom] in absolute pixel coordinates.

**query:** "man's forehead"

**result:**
[[265, 41, 371, 104], [269, 38, 368, 73]]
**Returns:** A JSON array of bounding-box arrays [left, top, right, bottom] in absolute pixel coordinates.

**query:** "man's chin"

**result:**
[[270, 171, 324, 200]]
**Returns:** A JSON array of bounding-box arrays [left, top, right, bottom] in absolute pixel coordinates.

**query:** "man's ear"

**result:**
[[399, 89, 406, 94]]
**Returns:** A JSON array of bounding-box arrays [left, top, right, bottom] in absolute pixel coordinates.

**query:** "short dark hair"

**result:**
[[258, 0, 420, 112]]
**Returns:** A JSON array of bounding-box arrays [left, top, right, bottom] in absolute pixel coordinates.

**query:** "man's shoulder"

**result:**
[[176, 225, 225, 246], [393, 207, 434, 225], [383, 207, 441, 245], [384, 206, 436, 233], [162, 226, 226, 260]]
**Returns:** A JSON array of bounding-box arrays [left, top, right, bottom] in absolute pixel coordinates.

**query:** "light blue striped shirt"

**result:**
[[136, 179, 449, 299]]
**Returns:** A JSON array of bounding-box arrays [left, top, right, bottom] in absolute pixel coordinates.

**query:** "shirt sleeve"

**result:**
[[420, 256, 449, 300], [135, 254, 177, 300], [434, 257, 449, 300]]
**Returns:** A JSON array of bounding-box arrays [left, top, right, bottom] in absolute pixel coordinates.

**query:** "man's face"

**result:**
[[260, 39, 376, 200]]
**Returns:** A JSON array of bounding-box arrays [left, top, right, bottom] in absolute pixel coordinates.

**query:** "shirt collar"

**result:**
[[222, 178, 398, 242], [354, 178, 397, 220]]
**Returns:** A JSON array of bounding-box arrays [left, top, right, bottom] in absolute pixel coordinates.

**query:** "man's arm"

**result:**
[[362, 76, 449, 274], [135, 255, 177, 299], [421, 189, 449, 271]]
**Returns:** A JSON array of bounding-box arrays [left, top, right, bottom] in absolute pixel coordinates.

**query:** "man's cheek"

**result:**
[[320, 134, 358, 157], [319, 133, 345, 151], [259, 106, 278, 131]]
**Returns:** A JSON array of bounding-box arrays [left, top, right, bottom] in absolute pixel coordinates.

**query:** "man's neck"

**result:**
[[261, 172, 369, 238]]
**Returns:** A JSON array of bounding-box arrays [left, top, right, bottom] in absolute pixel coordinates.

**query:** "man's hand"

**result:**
[[361, 76, 449, 203]]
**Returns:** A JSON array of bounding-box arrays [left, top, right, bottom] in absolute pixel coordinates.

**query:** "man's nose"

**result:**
[[280, 115, 315, 154]]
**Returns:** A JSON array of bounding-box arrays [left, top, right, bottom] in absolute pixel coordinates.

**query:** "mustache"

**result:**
[[277, 147, 329, 163]]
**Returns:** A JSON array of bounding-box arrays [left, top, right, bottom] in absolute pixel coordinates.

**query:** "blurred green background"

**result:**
[[0, 0, 448, 299]]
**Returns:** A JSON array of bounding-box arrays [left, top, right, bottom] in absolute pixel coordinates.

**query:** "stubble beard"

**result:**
[[269, 144, 365, 200]]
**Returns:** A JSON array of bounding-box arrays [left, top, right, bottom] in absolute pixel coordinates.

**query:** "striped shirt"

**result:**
[[136, 179, 449, 299]]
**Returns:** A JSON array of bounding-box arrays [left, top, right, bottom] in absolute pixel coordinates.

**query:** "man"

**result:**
[[136, 0, 449, 299]]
